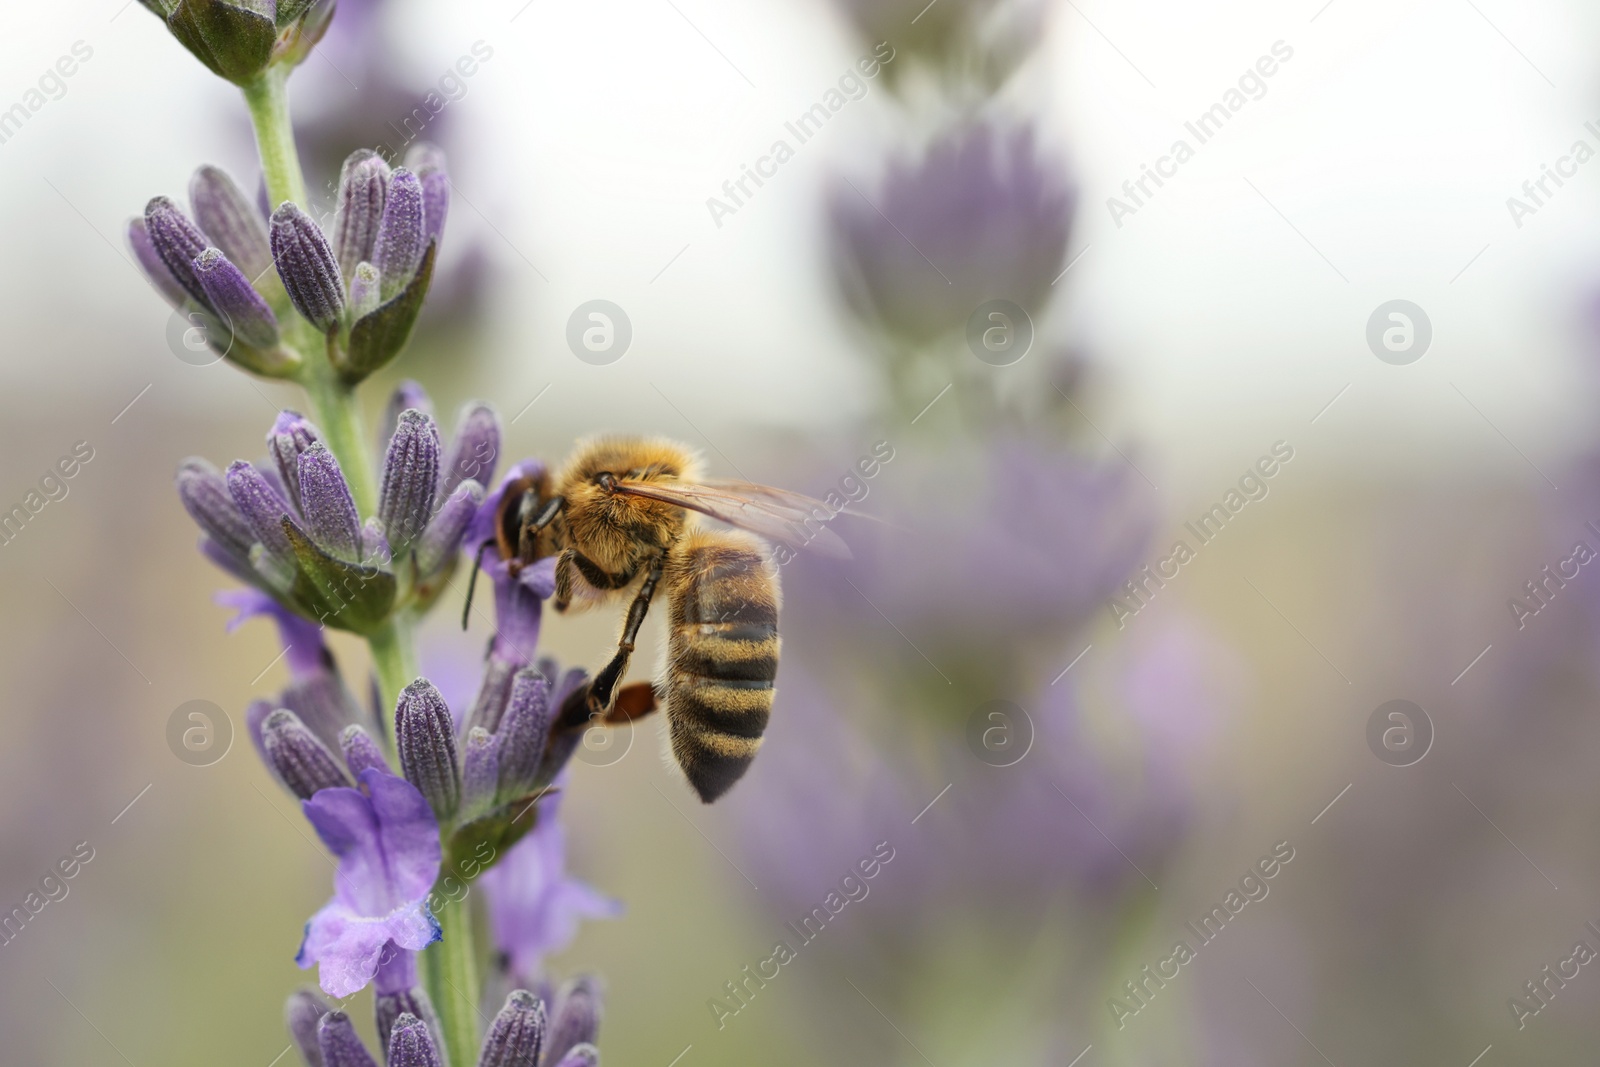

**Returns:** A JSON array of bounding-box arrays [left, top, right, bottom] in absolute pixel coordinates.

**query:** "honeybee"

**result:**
[[466, 437, 847, 802]]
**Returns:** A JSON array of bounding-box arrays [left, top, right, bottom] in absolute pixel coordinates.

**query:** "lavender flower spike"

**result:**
[[176, 457, 255, 562], [374, 951, 446, 1061], [193, 248, 280, 349], [298, 769, 443, 998], [544, 978, 601, 1066], [458, 726, 501, 823], [262, 709, 352, 800], [381, 380, 434, 450], [477, 990, 545, 1067], [386, 1014, 442, 1067], [395, 678, 461, 822], [348, 262, 382, 320], [318, 1011, 380, 1067], [332, 149, 391, 282], [374, 168, 425, 299], [496, 670, 553, 800], [298, 443, 363, 562], [271, 202, 346, 332], [128, 218, 189, 308], [144, 196, 211, 306], [380, 409, 441, 554], [285, 988, 331, 1067], [405, 143, 449, 247], [440, 402, 500, 502], [341, 725, 390, 779], [190, 164, 272, 283], [268, 410, 321, 517], [226, 459, 297, 567], [415, 480, 484, 577]]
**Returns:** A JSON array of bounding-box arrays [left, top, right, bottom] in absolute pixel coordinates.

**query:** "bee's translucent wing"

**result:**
[[611, 479, 852, 557]]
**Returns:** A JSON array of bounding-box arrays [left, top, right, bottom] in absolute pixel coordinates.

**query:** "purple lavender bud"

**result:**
[[374, 168, 425, 299], [386, 1014, 441, 1067], [262, 709, 351, 800], [332, 150, 391, 283], [267, 410, 321, 517], [348, 261, 382, 321], [459, 726, 501, 822], [362, 518, 393, 567], [340, 724, 389, 779], [144, 196, 211, 307], [496, 670, 553, 799], [193, 247, 280, 349], [271, 202, 346, 332], [477, 990, 545, 1067], [375, 990, 444, 1061], [466, 658, 518, 737], [282, 673, 367, 756], [176, 458, 254, 559], [404, 142, 447, 177], [297, 443, 362, 562], [403, 144, 449, 248], [226, 460, 296, 565], [286, 988, 330, 1067], [379, 409, 441, 554], [419, 171, 449, 249], [553, 1047, 599, 1067], [440, 403, 500, 502], [415, 480, 483, 577], [318, 1010, 380, 1067], [190, 165, 272, 283], [128, 218, 189, 308], [246, 699, 274, 771], [381, 381, 434, 450], [544, 979, 601, 1066], [395, 679, 461, 821]]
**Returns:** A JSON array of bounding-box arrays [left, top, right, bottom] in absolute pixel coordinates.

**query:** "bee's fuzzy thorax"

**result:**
[[555, 436, 703, 490]]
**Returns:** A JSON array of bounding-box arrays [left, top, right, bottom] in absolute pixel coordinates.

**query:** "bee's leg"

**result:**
[[460, 539, 495, 630], [518, 494, 565, 564], [553, 550, 577, 612], [587, 556, 664, 714]]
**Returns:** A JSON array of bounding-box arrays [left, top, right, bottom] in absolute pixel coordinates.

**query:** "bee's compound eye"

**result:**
[[595, 472, 617, 491]]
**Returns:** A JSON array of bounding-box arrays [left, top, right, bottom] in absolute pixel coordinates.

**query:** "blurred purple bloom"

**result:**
[[480, 790, 621, 983], [793, 439, 1149, 642], [829, 122, 1073, 345], [298, 768, 443, 998]]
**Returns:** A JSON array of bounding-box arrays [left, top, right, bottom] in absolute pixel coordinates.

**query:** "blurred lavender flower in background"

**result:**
[[829, 0, 1051, 92], [481, 789, 623, 987], [829, 122, 1073, 351]]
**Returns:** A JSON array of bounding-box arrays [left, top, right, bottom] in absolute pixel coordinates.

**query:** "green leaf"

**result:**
[[281, 519, 396, 634], [164, 0, 277, 85], [446, 791, 549, 873], [339, 241, 437, 385], [275, 0, 315, 26]]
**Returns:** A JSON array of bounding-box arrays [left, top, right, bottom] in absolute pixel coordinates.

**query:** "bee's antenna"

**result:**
[[462, 539, 494, 630]]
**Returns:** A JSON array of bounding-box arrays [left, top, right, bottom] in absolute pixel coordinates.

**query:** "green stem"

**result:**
[[241, 62, 477, 1065], [368, 616, 418, 721], [301, 360, 379, 517], [425, 893, 482, 1067], [241, 66, 308, 210]]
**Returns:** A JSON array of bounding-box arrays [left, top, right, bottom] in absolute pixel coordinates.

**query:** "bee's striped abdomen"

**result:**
[[664, 530, 779, 802]]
